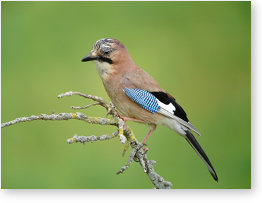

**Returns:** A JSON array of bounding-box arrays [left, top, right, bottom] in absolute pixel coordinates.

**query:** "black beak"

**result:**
[[81, 53, 98, 62]]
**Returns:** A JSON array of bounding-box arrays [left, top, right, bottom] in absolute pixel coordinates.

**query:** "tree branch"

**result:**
[[1, 112, 119, 128], [1, 91, 173, 189], [71, 102, 100, 110]]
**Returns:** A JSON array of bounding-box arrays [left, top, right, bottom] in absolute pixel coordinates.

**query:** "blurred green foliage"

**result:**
[[1, 1, 250, 189]]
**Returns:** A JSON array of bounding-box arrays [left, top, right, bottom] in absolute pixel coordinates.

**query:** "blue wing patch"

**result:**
[[123, 88, 159, 113]]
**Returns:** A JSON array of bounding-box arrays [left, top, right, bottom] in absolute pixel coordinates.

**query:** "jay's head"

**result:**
[[81, 38, 128, 65]]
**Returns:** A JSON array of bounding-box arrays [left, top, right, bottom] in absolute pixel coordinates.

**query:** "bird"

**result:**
[[81, 38, 218, 182]]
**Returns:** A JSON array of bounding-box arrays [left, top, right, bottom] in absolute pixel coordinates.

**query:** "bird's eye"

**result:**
[[101, 45, 112, 55]]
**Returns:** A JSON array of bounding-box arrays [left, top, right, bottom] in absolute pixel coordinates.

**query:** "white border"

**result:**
[[1, 0, 260, 203]]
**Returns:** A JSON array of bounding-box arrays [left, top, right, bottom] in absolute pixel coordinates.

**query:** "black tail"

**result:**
[[185, 130, 218, 182]]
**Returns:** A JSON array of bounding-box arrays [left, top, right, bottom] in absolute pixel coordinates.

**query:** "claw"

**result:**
[[133, 156, 139, 162]]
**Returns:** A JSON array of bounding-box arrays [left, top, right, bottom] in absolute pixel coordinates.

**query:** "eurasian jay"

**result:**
[[81, 38, 218, 182]]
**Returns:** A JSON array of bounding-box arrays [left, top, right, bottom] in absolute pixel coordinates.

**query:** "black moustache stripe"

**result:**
[[98, 56, 113, 64]]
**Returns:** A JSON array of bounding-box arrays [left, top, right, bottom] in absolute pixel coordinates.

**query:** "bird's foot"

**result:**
[[132, 143, 148, 162], [142, 143, 149, 154]]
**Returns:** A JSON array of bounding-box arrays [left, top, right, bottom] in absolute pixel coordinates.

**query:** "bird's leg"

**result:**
[[119, 115, 145, 124], [118, 114, 145, 130], [142, 125, 157, 145]]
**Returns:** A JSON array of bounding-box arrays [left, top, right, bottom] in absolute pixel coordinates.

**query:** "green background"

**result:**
[[1, 1, 250, 189]]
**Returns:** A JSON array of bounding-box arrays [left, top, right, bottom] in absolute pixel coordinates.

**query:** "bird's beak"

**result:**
[[81, 52, 98, 62]]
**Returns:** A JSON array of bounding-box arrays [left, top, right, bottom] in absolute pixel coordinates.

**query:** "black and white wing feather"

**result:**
[[150, 91, 201, 136]]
